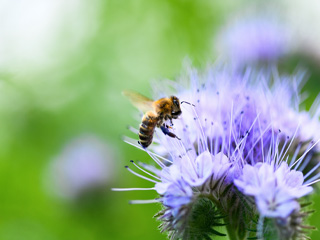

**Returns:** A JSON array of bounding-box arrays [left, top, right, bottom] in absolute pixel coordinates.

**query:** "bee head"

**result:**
[[170, 96, 182, 118]]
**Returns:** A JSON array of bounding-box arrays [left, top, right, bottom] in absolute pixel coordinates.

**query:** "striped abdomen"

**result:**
[[139, 111, 158, 148]]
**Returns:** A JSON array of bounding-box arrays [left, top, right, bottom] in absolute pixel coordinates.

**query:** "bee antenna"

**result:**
[[181, 101, 195, 107]]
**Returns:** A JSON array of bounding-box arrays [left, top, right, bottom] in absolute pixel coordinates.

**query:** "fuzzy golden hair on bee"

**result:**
[[123, 90, 184, 148]]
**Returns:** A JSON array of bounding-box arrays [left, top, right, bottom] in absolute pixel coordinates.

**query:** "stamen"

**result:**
[[125, 166, 159, 183], [289, 142, 302, 167], [305, 171, 320, 185], [130, 160, 161, 180], [192, 107, 208, 152], [268, 128, 281, 165], [227, 102, 234, 158], [123, 136, 172, 164], [129, 199, 161, 204], [304, 178, 320, 187], [146, 150, 166, 168], [221, 127, 227, 156], [230, 112, 246, 165], [268, 124, 276, 164], [112, 188, 156, 191], [297, 154, 312, 172], [238, 110, 244, 141], [303, 160, 320, 180], [277, 135, 289, 165], [279, 123, 300, 163], [233, 136, 246, 166], [243, 113, 268, 162], [181, 102, 207, 153], [255, 114, 265, 163], [214, 124, 220, 156], [209, 122, 214, 154], [176, 138, 195, 166], [291, 138, 320, 169], [216, 87, 223, 156], [295, 153, 312, 171], [139, 162, 161, 175], [150, 151, 172, 164], [127, 126, 139, 134]]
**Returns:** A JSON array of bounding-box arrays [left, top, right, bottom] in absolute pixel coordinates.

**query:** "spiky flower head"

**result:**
[[114, 62, 320, 240]]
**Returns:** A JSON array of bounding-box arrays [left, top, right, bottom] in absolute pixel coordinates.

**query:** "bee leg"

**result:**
[[160, 125, 181, 140], [157, 118, 163, 128], [169, 118, 173, 126], [166, 115, 173, 126]]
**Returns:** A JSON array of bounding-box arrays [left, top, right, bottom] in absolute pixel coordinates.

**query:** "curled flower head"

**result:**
[[115, 62, 320, 240]]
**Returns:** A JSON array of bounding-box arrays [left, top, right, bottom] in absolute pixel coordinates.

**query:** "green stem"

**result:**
[[225, 222, 238, 240], [204, 194, 241, 240]]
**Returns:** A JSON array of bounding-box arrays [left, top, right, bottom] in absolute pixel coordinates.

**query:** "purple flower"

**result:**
[[116, 63, 320, 239], [235, 162, 313, 218], [155, 151, 232, 207], [151, 64, 320, 163], [216, 17, 290, 64], [46, 135, 115, 199]]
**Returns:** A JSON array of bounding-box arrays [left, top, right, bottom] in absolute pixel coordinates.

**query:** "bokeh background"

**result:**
[[1, 0, 320, 239]]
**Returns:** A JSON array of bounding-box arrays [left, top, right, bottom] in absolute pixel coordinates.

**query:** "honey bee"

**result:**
[[123, 91, 191, 148]]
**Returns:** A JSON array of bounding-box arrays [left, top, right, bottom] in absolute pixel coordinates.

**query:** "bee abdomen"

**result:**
[[139, 112, 157, 148]]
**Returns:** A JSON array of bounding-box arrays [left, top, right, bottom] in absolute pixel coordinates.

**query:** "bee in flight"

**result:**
[[123, 91, 192, 148]]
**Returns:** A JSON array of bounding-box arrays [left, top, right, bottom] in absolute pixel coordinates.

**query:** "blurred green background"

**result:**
[[0, 0, 320, 240]]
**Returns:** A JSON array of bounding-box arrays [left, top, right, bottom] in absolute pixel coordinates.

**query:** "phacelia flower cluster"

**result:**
[[47, 135, 115, 200], [216, 17, 290, 65], [114, 63, 320, 240]]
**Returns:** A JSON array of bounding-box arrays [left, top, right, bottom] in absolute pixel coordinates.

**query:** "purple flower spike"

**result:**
[[116, 62, 320, 239]]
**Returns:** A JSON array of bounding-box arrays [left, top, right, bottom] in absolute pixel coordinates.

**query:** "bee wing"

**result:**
[[122, 90, 154, 112]]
